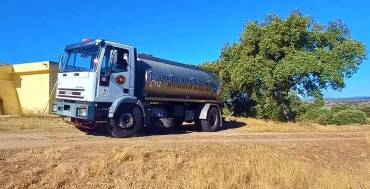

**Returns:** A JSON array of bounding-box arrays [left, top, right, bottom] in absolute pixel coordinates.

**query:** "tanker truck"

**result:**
[[52, 38, 222, 137]]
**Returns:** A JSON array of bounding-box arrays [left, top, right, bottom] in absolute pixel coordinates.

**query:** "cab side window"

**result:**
[[112, 48, 129, 72]]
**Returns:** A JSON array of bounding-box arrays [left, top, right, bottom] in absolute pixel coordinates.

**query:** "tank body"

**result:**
[[135, 54, 221, 100]]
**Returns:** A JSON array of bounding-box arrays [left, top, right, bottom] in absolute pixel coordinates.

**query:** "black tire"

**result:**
[[108, 105, 143, 138], [200, 106, 220, 132]]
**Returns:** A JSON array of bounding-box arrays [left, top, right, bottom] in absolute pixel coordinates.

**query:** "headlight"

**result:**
[[52, 104, 58, 112], [77, 108, 87, 117]]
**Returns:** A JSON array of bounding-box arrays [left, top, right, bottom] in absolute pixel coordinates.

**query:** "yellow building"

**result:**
[[0, 61, 58, 115]]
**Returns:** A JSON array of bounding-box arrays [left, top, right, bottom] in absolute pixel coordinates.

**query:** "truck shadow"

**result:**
[[140, 119, 246, 137], [85, 119, 246, 137]]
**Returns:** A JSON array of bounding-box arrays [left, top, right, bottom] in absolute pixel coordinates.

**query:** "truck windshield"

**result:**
[[61, 45, 101, 72]]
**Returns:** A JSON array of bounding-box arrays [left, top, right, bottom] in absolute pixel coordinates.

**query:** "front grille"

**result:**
[[58, 88, 85, 91], [57, 88, 84, 99], [58, 95, 84, 99]]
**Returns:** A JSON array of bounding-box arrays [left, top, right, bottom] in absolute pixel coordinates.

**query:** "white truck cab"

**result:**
[[53, 39, 135, 120]]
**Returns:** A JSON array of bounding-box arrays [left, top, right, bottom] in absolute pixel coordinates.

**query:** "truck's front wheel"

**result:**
[[108, 105, 143, 138]]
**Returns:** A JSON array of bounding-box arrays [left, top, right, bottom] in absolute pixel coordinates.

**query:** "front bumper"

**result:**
[[52, 100, 95, 121]]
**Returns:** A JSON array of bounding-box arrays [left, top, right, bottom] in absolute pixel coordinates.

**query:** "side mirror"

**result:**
[[109, 49, 118, 65]]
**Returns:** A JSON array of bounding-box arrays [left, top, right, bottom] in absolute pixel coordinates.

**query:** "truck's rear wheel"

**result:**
[[200, 106, 220, 132], [108, 105, 143, 138]]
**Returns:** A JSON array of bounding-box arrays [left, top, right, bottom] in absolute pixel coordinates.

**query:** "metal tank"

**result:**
[[135, 54, 221, 100]]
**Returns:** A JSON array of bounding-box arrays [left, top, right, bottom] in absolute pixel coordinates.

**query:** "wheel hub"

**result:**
[[209, 113, 216, 127], [118, 113, 134, 129]]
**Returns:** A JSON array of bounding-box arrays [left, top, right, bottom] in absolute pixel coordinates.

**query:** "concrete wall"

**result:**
[[0, 65, 22, 114], [0, 80, 22, 114], [0, 61, 58, 115], [13, 72, 50, 114]]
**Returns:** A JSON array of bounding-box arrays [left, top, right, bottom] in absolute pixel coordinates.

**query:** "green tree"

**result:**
[[202, 10, 366, 120]]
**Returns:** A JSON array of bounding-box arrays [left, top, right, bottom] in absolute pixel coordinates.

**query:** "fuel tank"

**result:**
[[135, 54, 221, 100]]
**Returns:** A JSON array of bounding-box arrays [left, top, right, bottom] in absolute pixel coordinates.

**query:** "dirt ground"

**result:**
[[1, 116, 370, 188]]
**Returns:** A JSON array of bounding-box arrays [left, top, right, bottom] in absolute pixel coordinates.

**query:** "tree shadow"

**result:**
[[220, 118, 247, 130]]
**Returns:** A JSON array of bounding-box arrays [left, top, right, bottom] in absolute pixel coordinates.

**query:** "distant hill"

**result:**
[[325, 96, 370, 102], [324, 97, 370, 106], [304, 96, 370, 102]]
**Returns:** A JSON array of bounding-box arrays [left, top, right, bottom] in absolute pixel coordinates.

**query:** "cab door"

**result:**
[[96, 46, 133, 102]]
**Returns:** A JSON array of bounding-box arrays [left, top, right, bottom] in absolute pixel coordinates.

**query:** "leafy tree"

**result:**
[[202, 10, 366, 120]]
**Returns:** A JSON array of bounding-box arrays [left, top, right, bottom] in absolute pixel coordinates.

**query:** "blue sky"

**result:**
[[0, 0, 369, 97]]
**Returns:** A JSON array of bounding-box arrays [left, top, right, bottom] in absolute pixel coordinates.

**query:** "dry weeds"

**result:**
[[1, 144, 369, 189], [2, 116, 369, 134], [0, 116, 73, 133], [1, 117, 370, 189], [230, 117, 370, 132]]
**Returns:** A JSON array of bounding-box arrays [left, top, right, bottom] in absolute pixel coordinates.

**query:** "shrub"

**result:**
[[357, 106, 370, 117], [331, 104, 354, 113], [301, 107, 324, 120], [298, 104, 370, 125], [316, 111, 335, 125], [300, 108, 334, 125], [333, 109, 368, 125]]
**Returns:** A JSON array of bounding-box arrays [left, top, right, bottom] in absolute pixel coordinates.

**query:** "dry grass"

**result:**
[[0, 117, 370, 188], [2, 116, 369, 134], [0, 116, 73, 133], [229, 117, 370, 132], [1, 144, 369, 189]]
